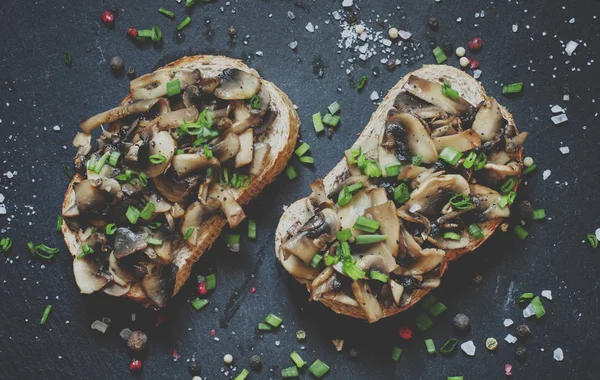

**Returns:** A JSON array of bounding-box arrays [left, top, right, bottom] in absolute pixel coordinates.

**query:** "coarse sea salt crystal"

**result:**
[[305, 22, 315, 33], [332, 11, 341, 20], [559, 146, 570, 154], [409, 204, 421, 213], [505, 334, 517, 344], [595, 228, 600, 240], [288, 41, 298, 50], [0, 205, 6, 215], [461, 341, 476, 356], [381, 39, 392, 47], [342, 0, 353, 6], [542, 290, 553, 300], [512, 24, 518, 32], [565, 40, 578, 56], [370, 91, 379, 101], [473, 69, 482, 79], [551, 105, 564, 113], [398, 30, 412, 40], [504, 319, 514, 327], [523, 303, 536, 318], [91, 320, 109, 333], [0, 194, 4, 203], [553, 348, 564, 361], [542, 170, 551, 180], [551, 114, 568, 124]]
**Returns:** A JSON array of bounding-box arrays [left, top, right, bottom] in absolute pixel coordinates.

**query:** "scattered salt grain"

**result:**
[[0, 205, 6, 215], [512, 24, 519, 32], [551, 114, 568, 124], [541, 290, 553, 300], [409, 204, 421, 213], [505, 334, 517, 344], [287, 11, 296, 20], [288, 41, 298, 50], [398, 30, 412, 40], [342, 0, 353, 6], [542, 170, 551, 180], [551, 105, 564, 113], [559, 146, 570, 154], [523, 303, 536, 318], [565, 40, 578, 56], [370, 91, 379, 101], [91, 320, 109, 333], [461, 340, 476, 356], [53, 126, 60, 131], [473, 69, 482, 79], [503, 319, 514, 327], [553, 348, 564, 361], [595, 228, 600, 240], [305, 22, 315, 33], [255, 51, 263, 57]]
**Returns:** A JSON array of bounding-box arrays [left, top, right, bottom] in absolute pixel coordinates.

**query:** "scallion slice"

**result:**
[[336, 228, 352, 242], [440, 338, 458, 355], [205, 274, 217, 290], [357, 75, 368, 90], [462, 151, 477, 169], [310, 253, 323, 268], [370, 270, 388, 283], [411, 154, 423, 166], [149, 154, 167, 164], [393, 182, 410, 205], [257, 322, 273, 331], [473, 151, 487, 171], [500, 176, 518, 194], [441, 82, 459, 100], [151, 25, 162, 42], [421, 295, 437, 310], [265, 313, 283, 327], [363, 159, 382, 178], [290, 351, 305, 368], [312, 112, 324, 133], [40, 305, 52, 325], [299, 156, 314, 164], [77, 243, 94, 259], [94, 151, 110, 173], [432, 46, 447, 64], [248, 220, 257, 240], [226, 234, 240, 246], [308, 360, 330, 378], [449, 193, 473, 210], [108, 151, 121, 167], [56, 215, 63, 233], [138, 172, 148, 187], [184, 227, 195, 240], [158, 7, 174, 17], [531, 209, 546, 220], [443, 232, 461, 241], [503, 82, 523, 94], [220, 168, 230, 185], [353, 215, 380, 233], [523, 163, 537, 174], [191, 298, 209, 311], [203, 144, 213, 159], [343, 261, 366, 280], [30, 243, 59, 260], [468, 224, 484, 239], [140, 202, 156, 220], [281, 366, 299, 378], [448, 377, 464, 380], [0, 237, 13, 252], [285, 166, 297, 180], [105, 223, 117, 235], [324, 255, 339, 266], [514, 225, 529, 240], [322, 113, 340, 127], [347, 181, 363, 194], [185, 0, 196, 7], [177, 17, 192, 31], [531, 296, 545, 318], [427, 302, 447, 317], [327, 101, 341, 115], [249, 94, 261, 110], [425, 339, 436, 355], [391, 346, 402, 362], [439, 146, 463, 165], [385, 163, 401, 177], [416, 313, 434, 331], [233, 369, 249, 380], [587, 234, 599, 248], [519, 292, 534, 305], [355, 234, 387, 245], [166, 79, 181, 96], [147, 237, 163, 246], [126, 206, 140, 224], [294, 142, 310, 157]]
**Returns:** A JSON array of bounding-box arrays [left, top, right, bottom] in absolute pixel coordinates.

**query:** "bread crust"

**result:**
[[275, 65, 523, 321], [62, 55, 300, 306]]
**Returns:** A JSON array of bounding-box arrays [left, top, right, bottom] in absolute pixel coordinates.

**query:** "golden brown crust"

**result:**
[[62, 55, 300, 305], [275, 65, 524, 321]]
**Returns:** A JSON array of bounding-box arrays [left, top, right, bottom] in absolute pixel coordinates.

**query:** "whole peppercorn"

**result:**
[[228, 27, 237, 36], [428, 17, 439, 31], [560, 82, 571, 95], [516, 324, 532, 339], [472, 274, 483, 286], [127, 66, 136, 80], [127, 330, 147, 352], [453, 313, 470, 333], [442, 42, 453, 54], [515, 346, 527, 361], [468, 37, 483, 52], [110, 56, 125, 74], [249, 354, 262, 370], [129, 359, 142, 373], [349, 347, 360, 361], [188, 362, 201, 375], [101, 10, 115, 26]]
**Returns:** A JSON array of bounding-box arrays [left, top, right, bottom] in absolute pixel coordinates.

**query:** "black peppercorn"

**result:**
[[110, 56, 124, 74], [387, 61, 398, 72], [127, 66, 136, 79], [560, 82, 571, 95], [228, 27, 237, 36], [518, 200, 534, 220], [188, 362, 201, 375], [516, 324, 532, 339], [249, 354, 262, 370], [442, 42, 453, 54], [515, 346, 527, 361], [127, 331, 147, 352], [453, 313, 470, 333], [428, 17, 439, 31], [472, 274, 483, 286], [349, 347, 360, 360]]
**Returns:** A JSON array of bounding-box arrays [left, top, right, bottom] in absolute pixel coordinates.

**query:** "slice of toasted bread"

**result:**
[[63, 55, 299, 306], [275, 65, 524, 322]]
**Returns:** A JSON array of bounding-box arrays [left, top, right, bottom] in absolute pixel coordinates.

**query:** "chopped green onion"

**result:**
[[523, 163, 537, 174], [531, 296, 545, 318], [346, 146, 361, 164], [411, 154, 423, 166], [296, 330, 306, 341], [63, 164, 73, 179], [181, 123, 203, 135], [63, 51, 72, 66], [167, 79, 181, 96], [519, 292, 534, 305], [147, 222, 162, 230], [324, 255, 339, 266], [468, 224, 484, 239], [152, 25, 162, 42], [391, 346, 402, 362], [310, 253, 323, 268], [126, 206, 140, 224], [202, 145, 213, 160], [205, 274, 217, 290], [147, 237, 163, 246], [503, 82, 523, 94], [177, 17, 192, 31], [347, 181, 363, 194], [357, 153, 367, 169], [322, 113, 340, 127], [443, 232, 461, 241], [355, 234, 387, 245], [249, 94, 261, 110], [299, 156, 314, 164], [0, 237, 13, 252], [385, 163, 401, 177], [40, 305, 52, 325], [432, 46, 447, 64], [138, 172, 148, 187], [248, 220, 257, 240], [30, 243, 59, 260], [327, 101, 341, 115], [115, 169, 132, 182], [76, 243, 94, 259], [427, 302, 447, 317], [500, 177, 518, 194], [393, 183, 410, 205], [357, 75, 368, 90], [587, 234, 599, 248], [421, 295, 437, 310], [198, 109, 214, 128], [149, 154, 167, 164], [175, 149, 185, 155], [233, 369, 249, 380], [532, 209, 546, 220], [353, 216, 380, 233], [440, 338, 458, 354], [105, 223, 117, 235], [285, 166, 297, 180], [265, 313, 283, 327], [416, 313, 434, 331], [370, 270, 388, 283], [220, 168, 230, 185], [441, 82, 459, 100], [226, 234, 240, 246], [448, 377, 464, 380], [462, 151, 477, 169], [257, 322, 273, 331], [312, 112, 324, 133], [185, 0, 196, 7], [449, 193, 473, 210], [337, 228, 352, 242], [191, 298, 209, 311], [158, 7, 174, 17], [425, 339, 436, 355], [94, 152, 110, 173], [514, 225, 529, 240], [108, 151, 121, 167], [184, 227, 195, 240], [473, 152, 487, 170], [281, 366, 299, 378], [27, 241, 36, 254], [343, 261, 366, 280], [206, 167, 213, 177], [294, 142, 310, 157], [140, 202, 156, 220], [56, 215, 63, 233], [308, 360, 329, 378], [363, 159, 382, 178], [439, 146, 463, 165], [290, 351, 305, 368]]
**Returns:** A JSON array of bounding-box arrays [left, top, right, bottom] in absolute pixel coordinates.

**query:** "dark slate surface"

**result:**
[[1, 0, 599, 379]]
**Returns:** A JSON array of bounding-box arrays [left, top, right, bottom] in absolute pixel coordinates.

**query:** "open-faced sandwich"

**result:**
[[62, 55, 299, 308], [275, 65, 527, 322]]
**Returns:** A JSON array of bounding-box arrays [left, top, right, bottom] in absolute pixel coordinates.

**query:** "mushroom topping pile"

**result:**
[[65, 67, 276, 308], [281, 76, 527, 322]]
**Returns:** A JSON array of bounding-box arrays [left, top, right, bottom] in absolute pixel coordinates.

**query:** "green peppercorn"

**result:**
[[516, 324, 532, 339], [188, 362, 201, 375], [442, 42, 453, 54], [249, 355, 262, 370], [485, 337, 498, 351], [515, 346, 527, 361], [296, 330, 306, 341], [453, 313, 470, 333], [349, 347, 360, 360]]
